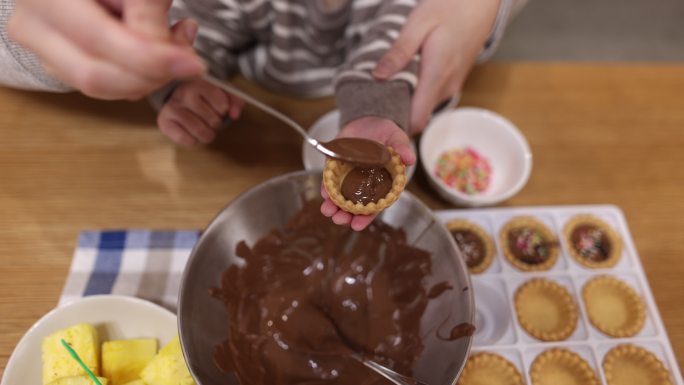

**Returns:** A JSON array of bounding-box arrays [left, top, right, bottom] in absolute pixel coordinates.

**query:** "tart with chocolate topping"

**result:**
[[500, 216, 559, 271], [563, 215, 622, 268], [323, 146, 407, 215], [446, 219, 495, 274]]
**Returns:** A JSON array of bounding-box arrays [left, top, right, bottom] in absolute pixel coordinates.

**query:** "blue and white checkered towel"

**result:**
[[59, 230, 200, 312]]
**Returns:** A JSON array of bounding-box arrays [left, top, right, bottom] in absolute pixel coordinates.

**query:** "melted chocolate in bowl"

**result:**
[[323, 138, 391, 165], [341, 166, 393, 204], [210, 201, 469, 385]]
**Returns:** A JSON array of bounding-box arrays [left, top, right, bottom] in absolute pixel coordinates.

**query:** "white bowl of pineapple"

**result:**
[[1, 295, 194, 385]]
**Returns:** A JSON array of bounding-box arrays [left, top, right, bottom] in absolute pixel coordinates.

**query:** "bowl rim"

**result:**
[[178, 169, 474, 385], [420, 107, 533, 206], [1, 295, 176, 385]]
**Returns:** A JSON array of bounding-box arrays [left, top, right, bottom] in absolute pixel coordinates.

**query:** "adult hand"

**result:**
[[7, 0, 205, 100], [373, 0, 501, 133], [320, 116, 415, 231]]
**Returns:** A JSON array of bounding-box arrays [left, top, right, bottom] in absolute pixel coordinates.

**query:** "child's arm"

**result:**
[[334, 0, 420, 133], [153, 0, 253, 145], [322, 0, 419, 230]]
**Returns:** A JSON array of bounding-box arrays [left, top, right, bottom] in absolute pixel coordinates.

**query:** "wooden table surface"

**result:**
[[2, 63, 684, 378]]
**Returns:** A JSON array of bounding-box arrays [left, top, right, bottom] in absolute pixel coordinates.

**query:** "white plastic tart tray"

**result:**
[[435, 205, 683, 384]]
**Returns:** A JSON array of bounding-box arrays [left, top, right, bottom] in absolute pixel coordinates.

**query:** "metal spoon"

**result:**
[[202, 75, 391, 165], [352, 353, 428, 385]]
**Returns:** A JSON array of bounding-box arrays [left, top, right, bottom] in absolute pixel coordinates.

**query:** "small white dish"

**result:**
[[302, 110, 417, 181], [420, 107, 532, 207], [1, 295, 177, 385]]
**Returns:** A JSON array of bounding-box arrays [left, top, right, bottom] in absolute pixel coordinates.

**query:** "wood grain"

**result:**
[[1, 63, 683, 377]]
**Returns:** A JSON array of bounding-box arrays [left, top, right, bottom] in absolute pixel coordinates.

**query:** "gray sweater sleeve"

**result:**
[[335, 0, 419, 131], [477, 0, 528, 62], [0, 0, 70, 92]]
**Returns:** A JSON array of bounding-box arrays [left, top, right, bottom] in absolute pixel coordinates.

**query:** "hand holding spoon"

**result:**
[[202, 75, 391, 165]]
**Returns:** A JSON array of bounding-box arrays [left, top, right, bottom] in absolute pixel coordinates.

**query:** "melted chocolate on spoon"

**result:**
[[323, 138, 391, 165], [211, 201, 460, 385], [341, 166, 393, 204]]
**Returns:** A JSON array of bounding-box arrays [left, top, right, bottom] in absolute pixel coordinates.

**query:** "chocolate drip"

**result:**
[[428, 282, 453, 299]]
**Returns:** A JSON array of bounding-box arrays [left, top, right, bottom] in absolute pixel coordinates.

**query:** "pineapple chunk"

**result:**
[[121, 381, 146, 385], [42, 323, 100, 385], [140, 336, 195, 385], [102, 339, 157, 385], [46, 375, 108, 385]]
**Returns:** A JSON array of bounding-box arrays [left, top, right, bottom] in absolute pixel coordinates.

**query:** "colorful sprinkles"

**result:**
[[435, 147, 491, 195]]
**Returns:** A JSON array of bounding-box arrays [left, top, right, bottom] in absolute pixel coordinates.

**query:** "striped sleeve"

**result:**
[[169, 0, 253, 79], [335, 0, 419, 131], [149, 0, 254, 107]]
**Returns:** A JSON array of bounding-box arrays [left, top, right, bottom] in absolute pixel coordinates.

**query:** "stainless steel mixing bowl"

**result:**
[[178, 170, 474, 385]]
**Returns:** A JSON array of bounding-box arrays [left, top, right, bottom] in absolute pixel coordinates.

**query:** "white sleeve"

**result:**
[[477, 0, 528, 63], [0, 0, 70, 92]]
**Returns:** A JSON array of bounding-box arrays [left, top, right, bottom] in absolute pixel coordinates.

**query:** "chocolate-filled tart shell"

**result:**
[[457, 352, 524, 385], [500, 216, 559, 272], [582, 276, 646, 338], [530, 348, 600, 385], [603, 344, 673, 385], [323, 146, 406, 215], [446, 219, 495, 274], [563, 215, 622, 268], [514, 278, 578, 341]]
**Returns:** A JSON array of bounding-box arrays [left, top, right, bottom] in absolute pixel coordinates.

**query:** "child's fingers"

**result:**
[[387, 128, 416, 166], [320, 198, 339, 217], [198, 83, 231, 115], [351, 214, 376, 231], [158, 117, 197, 147], [165, 107, 216, 144], [332, 210, 352, 225], [175, 93, 222, 129], [228, 94, 245, 120]]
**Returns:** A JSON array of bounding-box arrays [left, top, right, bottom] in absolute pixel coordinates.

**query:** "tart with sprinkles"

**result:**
[[564, 215, 622, 268], [446, 219, 495, 274], [500, 216, 559, 271]]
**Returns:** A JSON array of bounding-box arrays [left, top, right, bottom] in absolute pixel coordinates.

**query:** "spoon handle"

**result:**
[[202, 75, 317, 147]]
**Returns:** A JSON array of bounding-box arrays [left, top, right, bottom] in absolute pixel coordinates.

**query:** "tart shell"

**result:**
[[323, 146, 406, 215]]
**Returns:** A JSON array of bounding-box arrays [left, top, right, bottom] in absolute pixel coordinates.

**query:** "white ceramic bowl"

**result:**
[[420, 107, 532, 207], [1, 295, 177, 385], [301, 110, 417, 181]]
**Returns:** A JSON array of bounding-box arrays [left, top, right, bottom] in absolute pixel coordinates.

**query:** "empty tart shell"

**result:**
[[514, 278, 578, 341], [530, 348, 600, 385], [457, 352, 524, 385], [323, 146, 406, 215], [446, 219, 495, 274], [582, 276, 646, 338], [563, 215, 622, 268], [500, 216, 559, 272], [603, 344, 673, 385]]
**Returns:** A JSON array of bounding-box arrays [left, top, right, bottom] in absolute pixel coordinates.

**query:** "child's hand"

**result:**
[[320, 116, 416, 231], [157, 79, 245, 146]]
